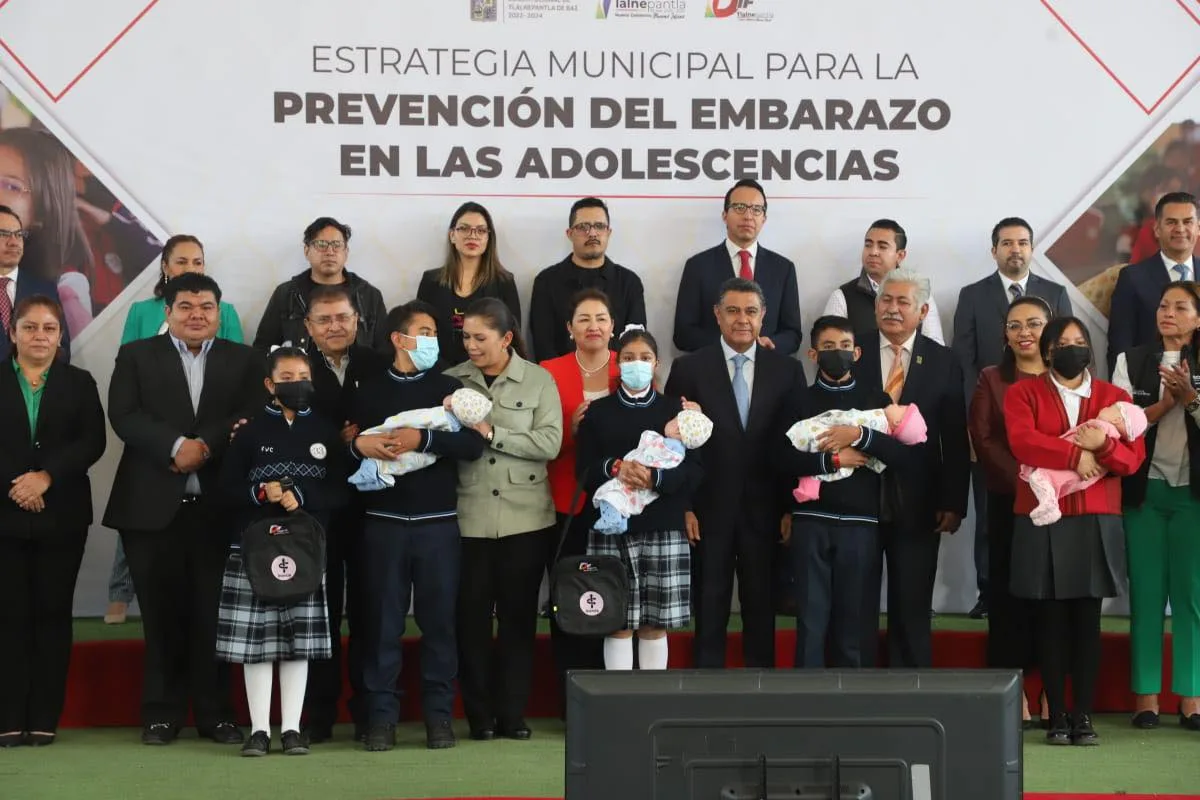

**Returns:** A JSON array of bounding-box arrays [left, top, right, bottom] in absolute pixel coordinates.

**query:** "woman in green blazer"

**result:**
[[104, 234, 244, 624]]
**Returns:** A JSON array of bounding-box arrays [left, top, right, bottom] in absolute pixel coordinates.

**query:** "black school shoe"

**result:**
[[496, 718, 532, 740], [281, 730, 310, 755], [426, 720, 457, 749], [1071, 714, 1099, 746], [1045, 713, 1071, 745], [241, 730, 270, 757], [200, 721, 244, 745], [364, 724, 396, 752], [141, 723, 179, 746]]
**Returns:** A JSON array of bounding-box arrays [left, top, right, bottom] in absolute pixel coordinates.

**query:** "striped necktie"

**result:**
[[885, 343, 905, 402]]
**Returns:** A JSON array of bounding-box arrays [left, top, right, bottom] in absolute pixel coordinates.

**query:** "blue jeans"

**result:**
[[107, 538, 136, 605], [359, 517, 461, 725]]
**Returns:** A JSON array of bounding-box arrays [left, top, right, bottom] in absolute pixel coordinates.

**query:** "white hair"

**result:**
[[879, 268, 931, 307]]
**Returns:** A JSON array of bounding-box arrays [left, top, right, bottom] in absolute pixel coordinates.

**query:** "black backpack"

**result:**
[[240, 510, 326, 605], [549, 483, 629, 637]]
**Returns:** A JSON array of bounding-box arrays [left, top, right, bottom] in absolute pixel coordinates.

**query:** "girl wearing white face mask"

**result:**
[[574, 326, 705, 672]]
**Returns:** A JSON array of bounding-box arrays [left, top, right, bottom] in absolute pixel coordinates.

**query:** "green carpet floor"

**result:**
[[2, 717, 1197, 799]]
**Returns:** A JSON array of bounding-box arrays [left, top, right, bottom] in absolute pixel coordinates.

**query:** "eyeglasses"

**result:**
[[1004, 320, 1046, 332], [0, 177, 30, 198], [308, 313, 356, 327], [727, 203, 766, 217], [0, 229, 28, 241], [308, 239, 345, 252], [571, 222, 610, 234], [454, 225, 490, 239]]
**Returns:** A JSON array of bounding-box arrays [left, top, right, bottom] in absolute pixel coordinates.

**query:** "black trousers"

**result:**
[[866, 521, 941, 668], [121, 502, 232, 729], [692, 515, 777, 669], [1038, 597, 1102, 718], [0, 528, 87, 733], [546, 513, 604, 708], [457, 528, 555, 728], [790, 519, 881, 669], [971, 464, 989, 596], [985, 492, 1039, 671], [304, 505, 365, 731]]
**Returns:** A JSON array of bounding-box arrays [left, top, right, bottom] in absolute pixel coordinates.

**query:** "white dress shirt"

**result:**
[[324, 351, 350, 387], [822, 280, 946, 345], [2, 265, 17, 306], [721, 337, 757, 406], [999, 272, 1029, 298], [168, 333, 215, 495], [879, 330, 918, 384], [1161, 251, 1194, 281], [1112, 350, 1195, 486], [1049, 369, 1092, 427], [724, 239, 759, 279]]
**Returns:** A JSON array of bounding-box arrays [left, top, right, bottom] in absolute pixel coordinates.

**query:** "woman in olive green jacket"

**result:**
[[446, 298, 562, 742]]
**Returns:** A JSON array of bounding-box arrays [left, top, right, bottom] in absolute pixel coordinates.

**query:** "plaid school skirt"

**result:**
[[215, 551, 332, 664], [587, 528, 691, 630]]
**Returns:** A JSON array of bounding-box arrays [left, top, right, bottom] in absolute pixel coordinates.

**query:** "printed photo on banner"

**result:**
[[1046, 118, 1198, 318], [0, 76, 162, 340]]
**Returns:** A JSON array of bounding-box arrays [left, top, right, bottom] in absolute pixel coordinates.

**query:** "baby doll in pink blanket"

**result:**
[[1019, 401, 1148, 526]]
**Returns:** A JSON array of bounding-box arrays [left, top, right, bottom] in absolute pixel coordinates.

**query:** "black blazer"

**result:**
[[951, 271, 1072, 396], [672, 243, 803, 355], [664, 343, 806, 535], [0, 271, 72, 362], [1108, 253, 1200, 371], [0, 360, 104, 537], [856, 333, 970, 528], [102, 335, 267, 532], [309, 343, 389, 426]]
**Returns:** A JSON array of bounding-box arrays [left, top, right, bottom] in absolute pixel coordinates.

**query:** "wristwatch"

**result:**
[[485, 428, 495, 443], [1186, 395, 1200, 414]]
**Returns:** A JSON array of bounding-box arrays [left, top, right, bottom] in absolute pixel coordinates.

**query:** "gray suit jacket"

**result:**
[[952, 271, 1073, 399]]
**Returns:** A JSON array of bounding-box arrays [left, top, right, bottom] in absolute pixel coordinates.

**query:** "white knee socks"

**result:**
[[638, 637, 668, 670], [278, 659, 309, 734], [243, 662, 274, 735], [603, 636, 634, 670]]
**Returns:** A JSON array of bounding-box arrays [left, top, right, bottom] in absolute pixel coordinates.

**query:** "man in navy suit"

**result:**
[[1108, 191, 1199, 371], [856, 269, 970, 668], [0, 205, 69, 361], [673, 179, 803, 355]]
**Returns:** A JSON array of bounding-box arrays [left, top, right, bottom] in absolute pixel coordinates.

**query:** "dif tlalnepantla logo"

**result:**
[[595, 0, 687, 19]]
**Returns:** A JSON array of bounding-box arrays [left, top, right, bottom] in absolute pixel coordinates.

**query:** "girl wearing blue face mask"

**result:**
[[574, 326, 705, 672]]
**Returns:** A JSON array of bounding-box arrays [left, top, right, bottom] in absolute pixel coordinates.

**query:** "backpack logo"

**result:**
[[271, 555, 296, 581], [579, 591, 604, 616]]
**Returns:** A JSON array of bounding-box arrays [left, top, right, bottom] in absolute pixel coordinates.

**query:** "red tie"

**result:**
[[738, 249, 752, 280], [0, 277, 11, 334]]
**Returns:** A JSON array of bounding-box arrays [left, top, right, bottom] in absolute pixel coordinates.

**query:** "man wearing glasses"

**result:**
[[253, 217, 390, 355], [0, 205, 70, 361], [952, 217, 1073, 620], [528, 197, 646, 360], [672, 179, 803, 355]]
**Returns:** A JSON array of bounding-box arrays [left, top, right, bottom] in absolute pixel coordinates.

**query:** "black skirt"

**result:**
[[1009, 513, 1125, 600]]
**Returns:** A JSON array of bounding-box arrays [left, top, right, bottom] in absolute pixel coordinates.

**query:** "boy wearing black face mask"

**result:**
[[774, 316, 916, 669]]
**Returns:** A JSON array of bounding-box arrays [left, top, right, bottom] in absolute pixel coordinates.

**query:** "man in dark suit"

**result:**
[[665, 277, 806, 668], [673, 180, 803, 355], [952, 216, 1072, 618], [857, 269, 970, 668], [1108, 191, 1199, 371], [301, 283, 387, 742], [103, 272, 266, 746], [0, 205, 70, 361]]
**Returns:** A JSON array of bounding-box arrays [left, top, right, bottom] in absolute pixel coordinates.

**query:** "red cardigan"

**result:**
[[1003, 373, 1145, 517], [540, 353, 621, 514]]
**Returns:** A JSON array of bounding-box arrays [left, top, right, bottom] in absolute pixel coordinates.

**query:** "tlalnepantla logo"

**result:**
[[707, 0, 774, 21], [470, 0, 498, 21], [596, 0, 687, 20]]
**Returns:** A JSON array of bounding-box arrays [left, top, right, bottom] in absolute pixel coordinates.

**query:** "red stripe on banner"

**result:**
[[51, 0, 161, 101], [0, 35, 57, 100], [325, 192, 925, 201], [1176, 0, 1200, 26], [391, 796, 1200, 800]]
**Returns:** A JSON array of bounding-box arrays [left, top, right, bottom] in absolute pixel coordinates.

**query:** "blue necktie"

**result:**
[[1175, 263, 1191, 282], [732, 353, 749, 429]]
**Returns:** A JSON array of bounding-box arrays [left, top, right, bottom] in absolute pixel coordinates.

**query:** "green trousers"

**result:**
[[1125, 479, 1200, 696]]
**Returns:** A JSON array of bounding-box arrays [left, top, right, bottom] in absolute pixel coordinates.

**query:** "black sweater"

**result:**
[[774, 376, 912, 525], [310, 343, 389, 426], [352, 367, 486, 525], [575, 387, 703, 534], [416, 269, 522, 367], [219, 406, 348, 546]]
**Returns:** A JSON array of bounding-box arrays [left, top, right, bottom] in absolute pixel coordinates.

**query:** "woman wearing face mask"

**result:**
[[418, 202, 521, 366], [574, 326, 704, 672], [1005, 317, 1145, 746], [104, 234, 244, 626], [216, 347, 346, 757], [446, 298, 562, 741], [1111, 281, 1200, 731], [539, 288, 621, 696], [968, 295, 1053, 728]]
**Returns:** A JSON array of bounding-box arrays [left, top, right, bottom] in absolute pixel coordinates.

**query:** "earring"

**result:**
[[569, 334, 574, 340]]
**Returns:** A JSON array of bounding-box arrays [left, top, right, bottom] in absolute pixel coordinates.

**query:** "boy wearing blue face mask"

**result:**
[[350, 300, 486, 752]]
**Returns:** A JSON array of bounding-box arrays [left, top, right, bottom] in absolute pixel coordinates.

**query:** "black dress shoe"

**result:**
[[201, 721, 244, 745], [0, 732, 25, 748], [1071, 713, 1098, 746], [240, 730, 270, 757], [1132, 710, 1160, 729], [968, 599, 988, 620], [496, 718, 532, 740], [426, 719, 457, 750], [1045, 713, 1071, 745], [468, 718, 496, 741], [281, 730, 310, 755], [365, 724, 395, 752], [141, 723, 179, 746], [26, 732, 55, 747], [301, 725, 333, 744], [1180, 711, 1200, 731], [1021, 719, 1038, 731]]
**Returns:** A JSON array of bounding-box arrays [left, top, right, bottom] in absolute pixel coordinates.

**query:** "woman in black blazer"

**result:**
[[0, 295, 106, 746]]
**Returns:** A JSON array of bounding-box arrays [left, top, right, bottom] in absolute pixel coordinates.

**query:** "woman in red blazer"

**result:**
[[1005, 316, 1145, 748], [540, 288, 620, 701]]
